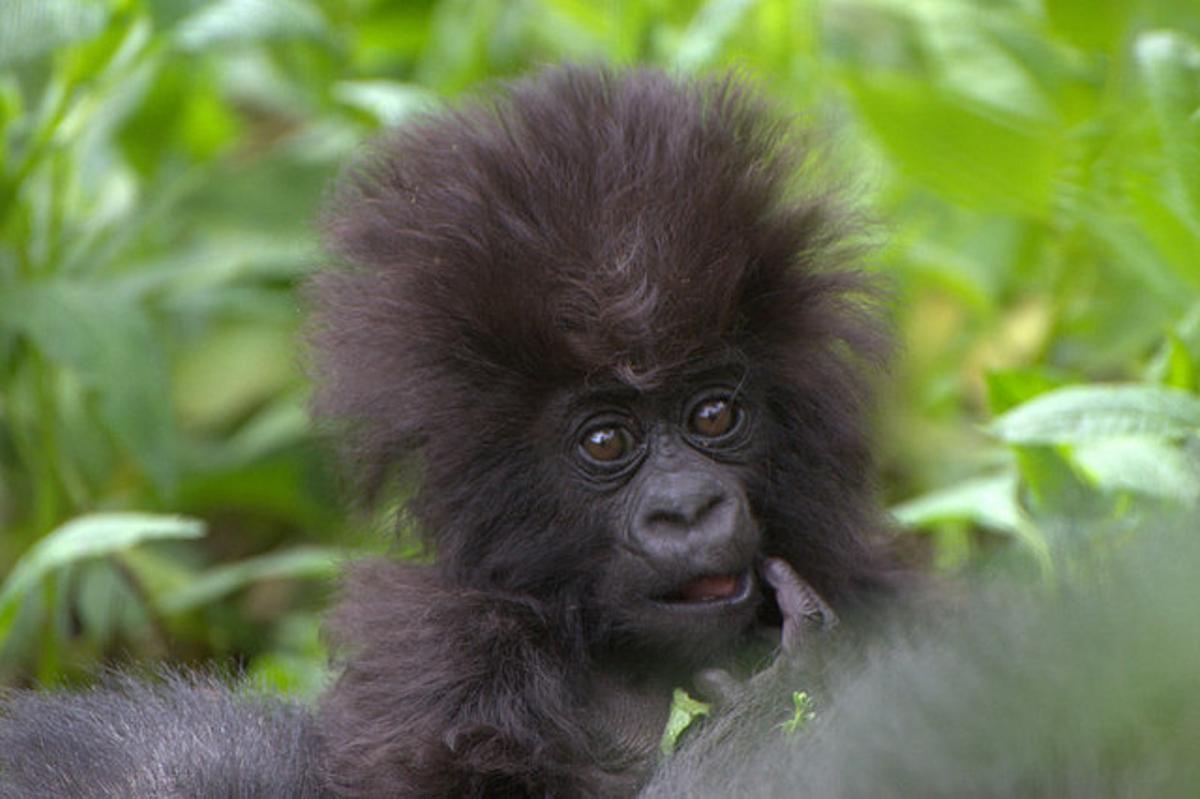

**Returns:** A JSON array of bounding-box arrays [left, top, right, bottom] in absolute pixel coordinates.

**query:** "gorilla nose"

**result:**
[[634, 473, 737, 552]]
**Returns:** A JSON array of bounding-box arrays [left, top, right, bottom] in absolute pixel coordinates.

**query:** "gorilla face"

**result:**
[[555, 368, 771, 664]]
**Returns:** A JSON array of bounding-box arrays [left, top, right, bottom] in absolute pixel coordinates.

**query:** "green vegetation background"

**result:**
[[1, 0, 1198, 693]]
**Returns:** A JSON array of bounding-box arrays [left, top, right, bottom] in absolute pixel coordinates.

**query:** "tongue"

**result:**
[[679, 574, 739, 602]]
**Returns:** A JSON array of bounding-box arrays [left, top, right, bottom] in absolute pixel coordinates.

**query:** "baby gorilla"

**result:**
[[311, 65, 900, 796], [0, 67, 902, 797]]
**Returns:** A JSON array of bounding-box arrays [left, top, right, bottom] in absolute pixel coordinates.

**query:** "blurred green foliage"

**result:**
[[0, 0, 1197, 689]]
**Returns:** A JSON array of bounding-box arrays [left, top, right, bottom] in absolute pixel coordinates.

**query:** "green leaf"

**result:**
[[71, 560, 153, 647], [660, 687, 711, 756], [780, 690, 815, 735], [849, 73, 1061, 216], [1077, 207, 1194, 304], [1013, 446, 1107, 524], [1137, 31, 1200, 220], [0, 282, 178, 494], [985, 369, 1065, 417], [159, 546, 340, 614], [414, 0, 509, 93], [0, 513, 204, 642], [173, 0, 328, 50], [1076, 437, 1200, 505], [671, 0, 757, 70], [992, 385, 1200, 445], [1149, 333, 1196, 392], [332, 81, 437, 126], [174, 323, 299, 432], [246, 614, 328, 698], [0, 0, 107, 67], [1045, 0, 1132, 51], [188, 395, 311, 472], [891, 473, 1021, 535]]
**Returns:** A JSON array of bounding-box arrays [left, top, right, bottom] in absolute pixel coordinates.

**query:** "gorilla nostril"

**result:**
[[644, 491, 727, 530], [698, 493, 725, 519], [646, 508, 687, 528]]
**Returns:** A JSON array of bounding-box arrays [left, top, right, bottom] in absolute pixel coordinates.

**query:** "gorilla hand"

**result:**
[[694, 558, 836, 710], [762, 557, 838, 654]]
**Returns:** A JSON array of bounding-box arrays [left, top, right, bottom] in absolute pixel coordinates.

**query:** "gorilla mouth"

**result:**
[[658, 570, 753, 606]]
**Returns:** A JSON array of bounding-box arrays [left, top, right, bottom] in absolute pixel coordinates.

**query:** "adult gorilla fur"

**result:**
[[0, 66, 904, 796], [640, 522, 1200, 798]]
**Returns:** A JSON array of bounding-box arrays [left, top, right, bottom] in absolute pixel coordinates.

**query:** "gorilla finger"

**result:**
[[761, 559, 838, 653]]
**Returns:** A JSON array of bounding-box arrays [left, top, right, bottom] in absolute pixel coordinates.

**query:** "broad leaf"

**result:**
[[992, 385, 1200, 445], [0, 281, 177, 494], [159, 546, 340, 614], [0, 513, 204, 641], [1137, 31, 1200, 221], [174, 0, 328, 50], [0, 0, 106, 67], [892, 473, 1021, 535]]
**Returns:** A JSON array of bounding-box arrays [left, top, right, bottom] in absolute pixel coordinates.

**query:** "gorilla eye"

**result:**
[[581, 425, 633, 463], [690, 397, 739, 439]]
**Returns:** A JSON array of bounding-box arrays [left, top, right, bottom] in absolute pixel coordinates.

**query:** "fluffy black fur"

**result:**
[[0, 67, 903, 798], [308, 66, 902, 796]]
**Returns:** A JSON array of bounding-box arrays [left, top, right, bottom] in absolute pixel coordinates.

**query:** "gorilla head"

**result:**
[[309, 67, 900, 679]]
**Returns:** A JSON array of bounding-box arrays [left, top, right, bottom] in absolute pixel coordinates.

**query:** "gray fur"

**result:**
[[0, 672, 327, 798], [644, 526, 1200, 798]]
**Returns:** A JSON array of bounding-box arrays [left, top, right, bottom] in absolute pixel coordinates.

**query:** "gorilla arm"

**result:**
[[0, 671, 326, 798], [317, 561, 651, 798]]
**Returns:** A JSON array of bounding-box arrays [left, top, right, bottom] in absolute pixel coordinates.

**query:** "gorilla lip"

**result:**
[[658, 570, 753, 606]]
